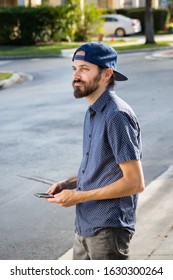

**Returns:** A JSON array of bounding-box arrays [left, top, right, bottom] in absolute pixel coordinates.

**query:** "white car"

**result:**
[[101, 14, 142, 37]]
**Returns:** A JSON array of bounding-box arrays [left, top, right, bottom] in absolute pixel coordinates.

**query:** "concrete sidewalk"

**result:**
[[130, 165, 173, 260], [59, 165, 173, 260]]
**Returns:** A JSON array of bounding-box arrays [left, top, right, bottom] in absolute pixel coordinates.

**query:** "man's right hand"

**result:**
[[47, 181, 65, 195], [47, 176, 77, 195]]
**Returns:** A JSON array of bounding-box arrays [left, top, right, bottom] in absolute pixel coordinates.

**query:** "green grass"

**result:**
[[112, 41, 172, 51], [0, 72, 13, 80], [0, 41, 172, 57], [0, 43, 80, 56], [106, 38, 137, 44]]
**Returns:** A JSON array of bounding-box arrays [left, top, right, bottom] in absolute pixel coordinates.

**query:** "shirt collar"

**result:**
[[89, 90, 112, 115]]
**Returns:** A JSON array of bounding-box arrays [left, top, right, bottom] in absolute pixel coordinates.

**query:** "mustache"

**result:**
[[72, 79, 85, 85]]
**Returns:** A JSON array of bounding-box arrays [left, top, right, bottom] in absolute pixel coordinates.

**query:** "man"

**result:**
[[47, 42, 145, 260]]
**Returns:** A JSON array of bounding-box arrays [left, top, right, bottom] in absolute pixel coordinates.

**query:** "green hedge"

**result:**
[[0, 5, 76, 45], [116, 8, 169, 33], [0, 3, 102, 45]]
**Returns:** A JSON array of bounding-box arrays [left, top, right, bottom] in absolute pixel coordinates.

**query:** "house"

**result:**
[[0, 0, 159, 9], [0, 0, 42, 6]]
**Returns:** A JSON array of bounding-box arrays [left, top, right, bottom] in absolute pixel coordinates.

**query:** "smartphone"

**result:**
[[34, 193, 54, 198]]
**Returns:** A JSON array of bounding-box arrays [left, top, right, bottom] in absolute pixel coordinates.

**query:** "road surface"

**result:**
[[0, 50, 173, 259]]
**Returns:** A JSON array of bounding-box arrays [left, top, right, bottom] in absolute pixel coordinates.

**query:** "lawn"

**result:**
[[0, 43, 80, 56], [0, 41, 172, 57], [0, 72, 13, 80]]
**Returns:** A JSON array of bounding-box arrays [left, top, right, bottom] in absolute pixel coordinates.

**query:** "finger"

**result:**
[[46, 197, 56, 203], [47, 183, 59, 194], [47, 188, 52, 194], [47, 189, 55, 194], [46, 195, 63, 204]]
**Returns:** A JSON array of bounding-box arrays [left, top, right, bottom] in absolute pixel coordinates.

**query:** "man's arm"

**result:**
[[47, 160, 145, 207], [82, 159, 144, 201]]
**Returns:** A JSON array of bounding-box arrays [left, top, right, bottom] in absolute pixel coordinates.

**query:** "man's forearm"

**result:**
[[77, 176, 143, 204]]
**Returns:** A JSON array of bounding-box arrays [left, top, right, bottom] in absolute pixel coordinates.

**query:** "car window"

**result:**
[[104, 17, 118, 22]]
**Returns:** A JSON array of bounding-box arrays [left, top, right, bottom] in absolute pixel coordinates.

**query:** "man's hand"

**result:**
[[47, 177, 77, 195], [47, 181, 65, 195], [46, 189, 80, 207]]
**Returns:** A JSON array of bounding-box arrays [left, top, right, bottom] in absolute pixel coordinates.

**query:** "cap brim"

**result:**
[[114, 71, 128, 81]]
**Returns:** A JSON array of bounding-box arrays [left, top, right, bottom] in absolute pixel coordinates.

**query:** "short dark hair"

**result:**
[[97, 66, 116, 90]]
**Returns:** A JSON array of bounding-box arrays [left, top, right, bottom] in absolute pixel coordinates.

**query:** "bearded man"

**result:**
[[46, 42, 145, 260]]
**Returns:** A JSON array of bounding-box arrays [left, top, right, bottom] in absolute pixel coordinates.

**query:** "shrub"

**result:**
[[0, 8, 18, 45], [0, 4, 77, 45], [0, 6, 61, 45], [0, 1, 103, 45], [73, 2, 103, 42]]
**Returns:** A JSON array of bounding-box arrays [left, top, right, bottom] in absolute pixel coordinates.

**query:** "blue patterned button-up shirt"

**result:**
[[75, 90, 142, 237]]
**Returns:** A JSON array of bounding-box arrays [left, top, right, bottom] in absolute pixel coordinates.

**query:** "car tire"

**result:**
[[115, 28, 126, 37]]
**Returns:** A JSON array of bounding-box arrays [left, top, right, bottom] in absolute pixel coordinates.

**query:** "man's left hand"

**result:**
[[46, 189, 80, 207]]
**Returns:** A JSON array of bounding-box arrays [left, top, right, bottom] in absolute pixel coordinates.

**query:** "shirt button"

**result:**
[[86, 152, 89, 156], [89, 134, 91, 138], [82, 170, 85, 174]]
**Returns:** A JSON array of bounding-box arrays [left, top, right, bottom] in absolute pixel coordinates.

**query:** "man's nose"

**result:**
[[73, 69, 81, 80]]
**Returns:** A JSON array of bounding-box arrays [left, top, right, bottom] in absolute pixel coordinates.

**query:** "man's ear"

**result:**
[[104, 68, 113, 80]]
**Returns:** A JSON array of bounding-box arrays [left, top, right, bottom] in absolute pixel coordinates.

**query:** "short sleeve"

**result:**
[[107, 111, 142, 164]]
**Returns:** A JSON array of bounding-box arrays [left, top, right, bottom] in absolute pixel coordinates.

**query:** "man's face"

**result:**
[[72, 51, 102, 99]]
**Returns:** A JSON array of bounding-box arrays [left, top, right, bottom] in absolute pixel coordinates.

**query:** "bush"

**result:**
[[153, 9, 168, 31], [0, 8, 18, 45], [0, 6, 63, 45], [73, 2, 103, 42], [0, 4, 78, 45], [0, 1, 103, 45]]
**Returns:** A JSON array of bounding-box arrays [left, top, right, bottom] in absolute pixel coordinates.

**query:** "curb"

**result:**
[[61, 46, 173, 58], [0, 72, 20, 89], [116, 45, 173, 54], [0, 54, 62, 60], [0, 46, 173, 60], [0, 72, 33, 89]]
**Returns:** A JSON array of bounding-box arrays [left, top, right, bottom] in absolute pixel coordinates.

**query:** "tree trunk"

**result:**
[[145, 0, 156, 44], [28, 0, 32, 7]]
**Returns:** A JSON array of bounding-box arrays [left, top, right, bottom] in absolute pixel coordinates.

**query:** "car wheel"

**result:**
[[115, 28, 125, 37]]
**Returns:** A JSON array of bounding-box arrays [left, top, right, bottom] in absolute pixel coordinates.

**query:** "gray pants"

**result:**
[[73, 228, 133, 260]]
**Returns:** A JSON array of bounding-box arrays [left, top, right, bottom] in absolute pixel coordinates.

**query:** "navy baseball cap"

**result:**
[[72, 42, 128, 81]]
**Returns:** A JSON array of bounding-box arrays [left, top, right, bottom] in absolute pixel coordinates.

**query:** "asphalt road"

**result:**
[[0, 51, 173, 259]]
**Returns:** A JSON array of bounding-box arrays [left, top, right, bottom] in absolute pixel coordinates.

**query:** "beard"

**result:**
[[72, 72, 102, 99]]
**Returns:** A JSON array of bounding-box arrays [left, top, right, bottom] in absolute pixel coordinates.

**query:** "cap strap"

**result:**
[[73, 54, 85, 60]]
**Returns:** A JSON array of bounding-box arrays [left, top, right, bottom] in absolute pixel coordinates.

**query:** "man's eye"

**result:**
[[72, 67, 89, 72]]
